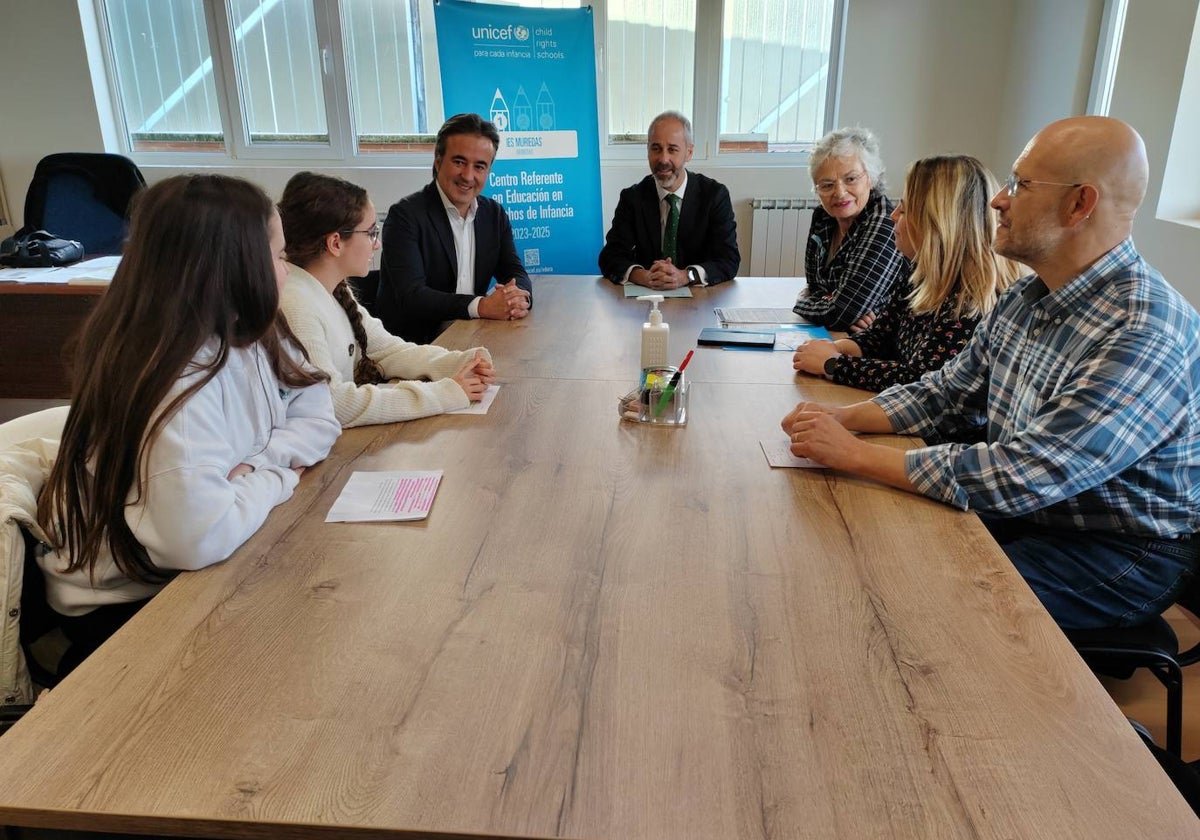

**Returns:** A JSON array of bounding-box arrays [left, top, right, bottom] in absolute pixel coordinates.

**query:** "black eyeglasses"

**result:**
[[343, 225, 381, 244], [1004, 173, 1082, 197]]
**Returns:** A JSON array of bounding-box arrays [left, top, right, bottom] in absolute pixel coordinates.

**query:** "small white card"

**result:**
[[760, 440, 824, 469], [446, 384, 499, 415], [326, 470, 443, 522]]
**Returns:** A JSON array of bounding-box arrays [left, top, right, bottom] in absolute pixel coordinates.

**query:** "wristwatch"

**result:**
[[687, 266, 701, 286], [823, 355, 841, 379]]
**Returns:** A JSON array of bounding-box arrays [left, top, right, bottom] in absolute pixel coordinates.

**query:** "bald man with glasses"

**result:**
[[782, 116, 1200, 631]]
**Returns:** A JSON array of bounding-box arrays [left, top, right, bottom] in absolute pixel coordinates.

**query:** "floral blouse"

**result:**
[[826, 268, 978, 393]]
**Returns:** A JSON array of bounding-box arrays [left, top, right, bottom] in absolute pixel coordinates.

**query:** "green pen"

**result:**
[[653, 348, 695, 417]]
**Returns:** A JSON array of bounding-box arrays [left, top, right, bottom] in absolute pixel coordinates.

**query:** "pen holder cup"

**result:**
[[619, 366, 688, 426]]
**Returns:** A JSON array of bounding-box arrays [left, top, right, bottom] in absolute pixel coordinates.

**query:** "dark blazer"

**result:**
[[377, 182, 532, 344], [597, 171, 740, 285]]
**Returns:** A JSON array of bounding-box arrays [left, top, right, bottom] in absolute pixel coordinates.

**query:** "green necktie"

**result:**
[[662, 193, 680, 263]]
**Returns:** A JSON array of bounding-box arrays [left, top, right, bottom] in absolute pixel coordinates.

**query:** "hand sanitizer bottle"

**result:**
[[641, 294, 669, 369]]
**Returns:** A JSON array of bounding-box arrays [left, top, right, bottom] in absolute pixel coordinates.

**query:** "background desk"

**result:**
[[0, 276, 1193, 838], [0, 283, 102, 399]]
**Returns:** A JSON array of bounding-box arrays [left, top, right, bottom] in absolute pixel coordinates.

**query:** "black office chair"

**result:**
[[22, 153, 146, 256], [1067, 575, 1200, 757]]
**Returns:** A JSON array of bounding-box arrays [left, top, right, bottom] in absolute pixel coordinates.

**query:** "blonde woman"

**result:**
[[278, 172, 494, 428], [794, 155, 1019, 396]]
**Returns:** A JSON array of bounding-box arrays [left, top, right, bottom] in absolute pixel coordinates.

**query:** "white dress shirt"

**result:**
[[435, 181, 482, 318]]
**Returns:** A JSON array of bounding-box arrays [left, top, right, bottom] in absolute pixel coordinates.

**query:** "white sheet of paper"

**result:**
[[714, 307, 806, 324], [325, 470, 443, 522], [67, 256, 121, 284], [760, 440, 824, 469], [446, 384, 499, 415], [0, 266, 69, 283]]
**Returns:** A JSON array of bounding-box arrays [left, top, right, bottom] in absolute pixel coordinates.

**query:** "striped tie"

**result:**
[[662, 193, 680, 262]]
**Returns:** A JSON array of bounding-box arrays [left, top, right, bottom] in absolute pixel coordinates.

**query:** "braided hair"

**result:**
[[331, 279, 386, 385], [279, 171, 386, 385]]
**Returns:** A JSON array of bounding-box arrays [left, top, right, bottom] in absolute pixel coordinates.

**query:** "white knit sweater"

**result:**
[[281, 265, 491, 427]]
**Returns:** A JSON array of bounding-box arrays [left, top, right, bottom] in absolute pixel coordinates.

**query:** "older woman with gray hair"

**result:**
[[793, 127, 905, 332]]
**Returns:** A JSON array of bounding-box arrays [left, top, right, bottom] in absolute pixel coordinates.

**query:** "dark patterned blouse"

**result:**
[[826, 267, 979, 393], [795, 190, 905, 330]]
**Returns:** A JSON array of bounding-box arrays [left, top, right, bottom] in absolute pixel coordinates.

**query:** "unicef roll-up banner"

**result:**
[[433, 0, 603, 276]]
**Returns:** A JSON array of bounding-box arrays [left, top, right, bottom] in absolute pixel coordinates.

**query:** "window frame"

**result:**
[[89, 0, 844, 169]]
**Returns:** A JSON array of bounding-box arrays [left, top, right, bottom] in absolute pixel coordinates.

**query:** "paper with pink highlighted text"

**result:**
[[325, 470, 444, 522]]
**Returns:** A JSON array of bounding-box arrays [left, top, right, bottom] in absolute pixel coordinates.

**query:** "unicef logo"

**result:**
[[514, 25, 530, 41]]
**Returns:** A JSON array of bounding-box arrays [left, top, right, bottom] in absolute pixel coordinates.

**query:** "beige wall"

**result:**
[[0, 0, 105, 229], [1109, 0, 1200, 301], [3, 0, 1198, 302]]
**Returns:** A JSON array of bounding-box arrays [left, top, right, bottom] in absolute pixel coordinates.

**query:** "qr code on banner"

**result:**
[[523, 249, 541, 267]]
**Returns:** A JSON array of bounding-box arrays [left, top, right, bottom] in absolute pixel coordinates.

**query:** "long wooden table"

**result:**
[[0, 277, 1194, 838]]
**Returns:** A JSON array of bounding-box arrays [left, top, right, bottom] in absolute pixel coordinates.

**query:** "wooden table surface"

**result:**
[[0, 277, 1195, 838], [442, 275, 809, 384]]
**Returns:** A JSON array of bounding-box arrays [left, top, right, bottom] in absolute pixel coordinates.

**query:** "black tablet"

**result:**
[[697, 327, 776, 348]]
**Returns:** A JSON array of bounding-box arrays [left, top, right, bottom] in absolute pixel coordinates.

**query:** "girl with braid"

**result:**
[[278, 172, 494, 428]]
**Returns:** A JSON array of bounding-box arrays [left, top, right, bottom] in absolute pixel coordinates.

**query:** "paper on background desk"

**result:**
[[0, 256, 121, 284], [326, 470, 443, 522], [624, 285, 693, 298], [68, 256, 121, 284], [760, 440, 824, 469], [446, 384, 499, 415], [0, 266, 69, 283]]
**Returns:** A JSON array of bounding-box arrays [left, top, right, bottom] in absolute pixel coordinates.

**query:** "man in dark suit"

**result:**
[[598, 111, 740, 289], [377, 113, 532, 344]]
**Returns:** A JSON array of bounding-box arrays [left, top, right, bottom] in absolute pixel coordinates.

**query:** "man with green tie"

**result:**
[[598, 111, 740, 290]]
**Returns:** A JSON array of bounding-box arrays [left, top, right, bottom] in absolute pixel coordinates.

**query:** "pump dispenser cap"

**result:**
[[644, 294, 665, 326]]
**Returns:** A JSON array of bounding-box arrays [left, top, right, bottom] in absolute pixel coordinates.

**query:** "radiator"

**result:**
[[748, 198, 820, 277]]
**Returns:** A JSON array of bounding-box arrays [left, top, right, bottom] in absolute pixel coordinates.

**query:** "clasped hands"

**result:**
[[632, 259, 689, 290], [452, 349, 495, 402], [780, 401, 860, 469], [479, 278, 531, 321]]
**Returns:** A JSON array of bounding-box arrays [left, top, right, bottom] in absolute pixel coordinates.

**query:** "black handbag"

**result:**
[[0, 228, 85, 267]]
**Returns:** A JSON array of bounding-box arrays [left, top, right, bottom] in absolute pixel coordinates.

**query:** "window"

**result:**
[[606, 0, 697, 139], [93, 0, 843, 161], [720, 0, 839, 153], [102, 0, 224, 151]]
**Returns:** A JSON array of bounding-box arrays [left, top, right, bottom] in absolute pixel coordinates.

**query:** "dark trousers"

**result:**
[[56, 599, 149, 677]]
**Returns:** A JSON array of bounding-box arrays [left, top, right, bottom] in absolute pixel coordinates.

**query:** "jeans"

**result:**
[[980, 515, 1198, 630]]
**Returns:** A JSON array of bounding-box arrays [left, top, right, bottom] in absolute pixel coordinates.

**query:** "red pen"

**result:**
[[653, 349, 694, 416]]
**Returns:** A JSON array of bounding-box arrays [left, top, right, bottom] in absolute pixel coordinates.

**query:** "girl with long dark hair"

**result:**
[[38, 174, 339, 674]]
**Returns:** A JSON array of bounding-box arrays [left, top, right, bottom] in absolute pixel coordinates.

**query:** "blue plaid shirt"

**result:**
[[873, 239, 1200, 537]]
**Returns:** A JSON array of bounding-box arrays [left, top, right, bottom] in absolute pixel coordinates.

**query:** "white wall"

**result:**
[[995, 0, 1103, 168], [1109, 0, 1200, 301], [0, 0, 105, 227], [4, 0, 1197, 303]]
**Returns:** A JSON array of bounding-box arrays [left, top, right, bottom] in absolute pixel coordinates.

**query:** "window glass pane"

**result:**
[[345, 0, 578, 152], [228, 0, 328, 144], [344, 0, 439, 151], [103, 0, 224, 152], [607, 0, 696, 139], [721, 0, 836, 152]]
